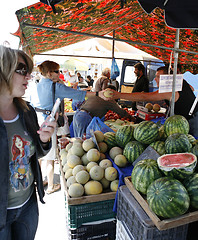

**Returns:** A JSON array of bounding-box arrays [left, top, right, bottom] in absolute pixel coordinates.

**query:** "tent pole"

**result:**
[[112, 30, 115, 59], [170, 29, 180, 116]]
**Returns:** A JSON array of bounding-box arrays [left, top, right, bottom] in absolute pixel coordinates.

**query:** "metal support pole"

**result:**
[[170, 29, 180, 116], [112, 30, 115, 60]]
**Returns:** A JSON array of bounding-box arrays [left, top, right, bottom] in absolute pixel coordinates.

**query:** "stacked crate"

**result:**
[[116, 185, 189, 240], [60, 161, 117, 240]]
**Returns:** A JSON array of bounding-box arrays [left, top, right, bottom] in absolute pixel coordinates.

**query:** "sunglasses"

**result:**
[[53, 70, 60, 74], [15, 63, 29, 76]]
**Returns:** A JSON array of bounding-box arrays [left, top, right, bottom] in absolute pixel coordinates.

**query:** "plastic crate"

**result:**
[[64, 194, 116, 229], [117, 186, 189, 240], [66, 219, 116, 240], [116, 220, 135, 240]]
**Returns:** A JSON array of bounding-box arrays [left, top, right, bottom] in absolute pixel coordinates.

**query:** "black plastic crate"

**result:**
[[66, 219, 116, 240], [117, 186, 189, 240]]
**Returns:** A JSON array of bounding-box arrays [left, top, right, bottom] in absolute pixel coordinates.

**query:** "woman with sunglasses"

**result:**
[[36, 60, 106, 194], [0, 45, 57, 239]]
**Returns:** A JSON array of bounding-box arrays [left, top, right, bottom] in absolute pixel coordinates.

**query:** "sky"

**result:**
[[0, 0, 38, 49]]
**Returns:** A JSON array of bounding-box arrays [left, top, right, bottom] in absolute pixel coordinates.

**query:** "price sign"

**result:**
[[158, 74, 183, 93]]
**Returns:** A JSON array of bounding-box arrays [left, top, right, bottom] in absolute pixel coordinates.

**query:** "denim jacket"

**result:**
[[0, 102, 51, 230], [36, 77, 86, 110]]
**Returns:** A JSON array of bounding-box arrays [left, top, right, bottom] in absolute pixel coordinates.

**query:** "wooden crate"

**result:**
[[124, 176, 198, 231], [60, 160, 116, 205], [59, 156, 116, 228]]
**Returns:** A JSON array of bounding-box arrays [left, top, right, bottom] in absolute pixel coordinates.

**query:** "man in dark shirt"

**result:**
[[86, 75, 94, 87], [85, 75, 94, 91], [132, 62, 149, 110]]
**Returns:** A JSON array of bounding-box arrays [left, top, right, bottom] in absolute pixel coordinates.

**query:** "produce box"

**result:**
[[59, 162, 116, 229], [66, 219, 116, 240], [117, 185, 189, 240], [124, 176, 198, 231], [137, 110, 166, 121]]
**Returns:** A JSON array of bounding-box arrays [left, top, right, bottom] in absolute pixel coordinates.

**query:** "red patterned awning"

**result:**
[[15, 0, 198, 71]]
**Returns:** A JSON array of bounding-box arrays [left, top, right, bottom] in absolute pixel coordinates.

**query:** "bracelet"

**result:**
[[96, 92, 99, 96]]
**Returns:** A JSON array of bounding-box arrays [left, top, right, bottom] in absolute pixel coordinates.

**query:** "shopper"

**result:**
[[94, 67, 111, 91], [0, 45, 57, 239], [36, 60, 107, 194]]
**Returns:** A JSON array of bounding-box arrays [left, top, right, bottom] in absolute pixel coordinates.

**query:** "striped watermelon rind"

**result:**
[[131, 159, 163, 195], [149, 141, 165, 156], [103, 132, 117, 149], [164, 115, 189, 137], [165, 133, 192, 154], [183, 173, 198, 209], [157, 153, 197, 180], [187, 134, 196, 145], [157, 125, 167, 141], [191, 144, 198, 160], [134, 121, 159, 144], [123, 141, 145, 163], [147, 177, 190, 218], [115, 125, 134, 148]]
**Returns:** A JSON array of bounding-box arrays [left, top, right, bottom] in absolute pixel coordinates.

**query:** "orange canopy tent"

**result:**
[[14, 0, 198, 73]]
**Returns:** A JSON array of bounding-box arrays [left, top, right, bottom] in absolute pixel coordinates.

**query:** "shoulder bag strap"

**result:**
[[52, 82, 56, 104]]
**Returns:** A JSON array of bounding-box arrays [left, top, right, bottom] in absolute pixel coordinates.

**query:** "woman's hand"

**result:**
[[37, 113, 58, 143]]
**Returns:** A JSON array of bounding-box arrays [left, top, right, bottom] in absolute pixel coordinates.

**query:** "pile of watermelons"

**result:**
[[104, 115, 198, 219]]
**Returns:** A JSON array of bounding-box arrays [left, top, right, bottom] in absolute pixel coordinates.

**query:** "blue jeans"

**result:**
[[0, 190, 39, 240], [73, 109, 92, 138]]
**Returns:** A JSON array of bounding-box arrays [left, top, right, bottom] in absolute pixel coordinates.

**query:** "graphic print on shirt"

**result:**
[[9, 135, 31, 192]]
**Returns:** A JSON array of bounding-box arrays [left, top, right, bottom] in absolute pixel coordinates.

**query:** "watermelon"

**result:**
[[123, 141, 145, 163], [134, 121, 159, 144], [165, 133, 192, 154], [131, 159, 163, 195], [157, 153, 197, 179], [149, 141, 165, 156], [158, 125, 167, 141], [193, 139, 198, 146], [103, 132, 117, 149], [187, 134, 196, 145], [164, 115, 189, 137], [191, 142, 198, 156], [115, 125, 134, 148], [147, 177, 190, 218], [183, 173, 198, 209]]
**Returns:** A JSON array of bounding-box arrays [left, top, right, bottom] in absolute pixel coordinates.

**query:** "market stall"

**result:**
[[13, 1, 198, 239]]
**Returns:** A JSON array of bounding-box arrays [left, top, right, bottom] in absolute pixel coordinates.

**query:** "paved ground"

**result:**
[[35, 162, 68, 240]]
